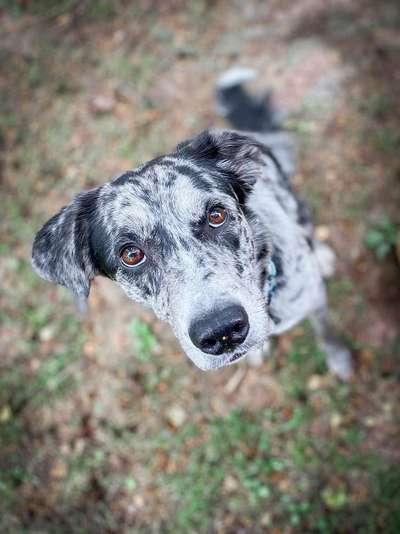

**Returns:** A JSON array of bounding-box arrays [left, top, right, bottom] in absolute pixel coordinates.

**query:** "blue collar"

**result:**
[[266, 258, 277, 306]]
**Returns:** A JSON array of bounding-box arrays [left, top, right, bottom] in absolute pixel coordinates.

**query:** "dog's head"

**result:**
[[32, 130, 271, 370]]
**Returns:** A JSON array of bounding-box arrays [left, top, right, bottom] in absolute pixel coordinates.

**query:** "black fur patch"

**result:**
[[269, 310, 281, 325], [257, 244, 269, 263], [173, 164, 213, 193], [175, 130, 263, 205], [271, 249, 283, 277], [32, 187, 102, 298], [149, 223, 178, 256], [112, 170, 139, 187], [223, 232, 240, 253]]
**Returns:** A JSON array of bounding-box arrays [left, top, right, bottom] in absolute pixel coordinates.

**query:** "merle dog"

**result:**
[[32, 70, 353, 379]]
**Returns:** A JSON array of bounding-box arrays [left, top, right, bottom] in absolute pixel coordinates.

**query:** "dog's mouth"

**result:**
[[228, 351, 246, 363], [212, 347, 252, 369], [188, 334, 266, 370]]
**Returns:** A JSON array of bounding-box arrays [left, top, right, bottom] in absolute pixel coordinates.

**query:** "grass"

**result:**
[[145, 329, 397, 533], [166, 410, 284, 531], [0, 173, 86, 522], [0, 306, 85, 515], [161, 408, 400, 532]]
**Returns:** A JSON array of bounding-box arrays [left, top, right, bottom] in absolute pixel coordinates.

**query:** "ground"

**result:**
[[0, 0, 400, 532]]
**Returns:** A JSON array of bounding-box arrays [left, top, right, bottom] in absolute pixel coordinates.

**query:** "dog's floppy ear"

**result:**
[[32, 188, 100, 306], [176, 129, 264, 203]]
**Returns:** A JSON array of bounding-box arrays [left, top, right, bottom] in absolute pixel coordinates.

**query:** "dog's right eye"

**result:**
[[120, 245, 145, 267], [207, 206, 227, 228]]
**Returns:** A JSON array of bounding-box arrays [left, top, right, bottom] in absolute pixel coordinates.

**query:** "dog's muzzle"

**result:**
[[188, 304, 249, 355]]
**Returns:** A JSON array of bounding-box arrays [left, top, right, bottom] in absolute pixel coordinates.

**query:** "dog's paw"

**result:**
[[246, 339, 271, 367], [314, 241, 336, 279], [323, 341, 354, 380]]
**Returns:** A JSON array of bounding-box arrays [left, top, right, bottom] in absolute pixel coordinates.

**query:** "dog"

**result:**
[[32, 68, 353, 379]]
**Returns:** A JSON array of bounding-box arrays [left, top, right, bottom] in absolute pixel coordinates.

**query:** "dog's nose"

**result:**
[[189, 305, 249, 355]]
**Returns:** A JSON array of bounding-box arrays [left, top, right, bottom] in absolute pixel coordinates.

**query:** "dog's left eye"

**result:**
[[208, 206, 227, 228], [120, 245, 146, 267]]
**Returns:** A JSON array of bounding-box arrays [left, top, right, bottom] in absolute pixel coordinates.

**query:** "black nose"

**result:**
[[189, 305, 249, 355]]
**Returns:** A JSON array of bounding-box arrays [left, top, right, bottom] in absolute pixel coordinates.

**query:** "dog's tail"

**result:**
[[216, 67, 296, 178], [216, 67, 281, 133]]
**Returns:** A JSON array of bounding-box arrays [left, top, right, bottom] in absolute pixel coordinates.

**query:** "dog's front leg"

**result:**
[[311, 308, 353, 380]]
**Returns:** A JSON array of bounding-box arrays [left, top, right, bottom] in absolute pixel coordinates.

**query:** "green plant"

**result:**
[[365, 215, 398, 260]]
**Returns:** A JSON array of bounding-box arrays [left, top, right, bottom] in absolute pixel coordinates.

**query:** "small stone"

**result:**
[[315, 225, 331, 241], [83, 342, 96, 358], [223, 475, 239, 493], [260, 512, 272, 527], [0, 405, 11, 423], [365, 416, 377, 427], [90, 94, 116, 114], [39, 326, 54, 342], [133, 495, 144, 508], [166, 405, 186, 428], [113, 30, 126, 44], [308, 374, 324, 390], [330, 413, 342, 428]]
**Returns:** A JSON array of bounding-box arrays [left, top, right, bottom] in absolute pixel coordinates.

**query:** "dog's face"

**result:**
[[32, 131, 270, 370]]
